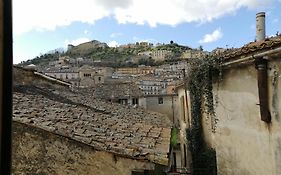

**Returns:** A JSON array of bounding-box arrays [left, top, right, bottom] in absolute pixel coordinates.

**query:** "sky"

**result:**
[[13, 0, 281, 64]]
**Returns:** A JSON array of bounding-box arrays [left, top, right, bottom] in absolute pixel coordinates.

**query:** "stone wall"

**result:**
[[13, 67, 70, 89], [175, 86, 192, 171], [139, 95, 178, 122], [202, 59, 281, 175], [12, 121, 156, 175], [12, 66, 171, 175]]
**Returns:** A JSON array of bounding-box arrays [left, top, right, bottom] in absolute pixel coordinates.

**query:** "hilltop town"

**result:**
[[21, 40, 209, 67], [19, 41, 212, 114], [12, 12, 281, 175]]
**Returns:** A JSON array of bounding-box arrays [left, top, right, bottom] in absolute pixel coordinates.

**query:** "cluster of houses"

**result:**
[[16, 12, 281, 175]]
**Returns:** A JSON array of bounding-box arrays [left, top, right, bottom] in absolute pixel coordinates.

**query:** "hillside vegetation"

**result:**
[[20, 40, 193, 67]]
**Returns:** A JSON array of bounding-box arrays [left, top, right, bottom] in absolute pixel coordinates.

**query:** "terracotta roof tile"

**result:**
[[218, 35, 281, 60]]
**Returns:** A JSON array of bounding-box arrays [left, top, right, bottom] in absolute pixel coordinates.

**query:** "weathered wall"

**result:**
[[139, 95, 178, 122], [176, 87, 192, 170], [12, 122, 156, 175], [13, 67, 70, 89], [202, 59, 281, 175], [80, 77, 96, 87]]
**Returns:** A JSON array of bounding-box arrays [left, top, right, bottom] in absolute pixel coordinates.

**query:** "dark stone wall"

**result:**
[[12, 122, 154, 175]]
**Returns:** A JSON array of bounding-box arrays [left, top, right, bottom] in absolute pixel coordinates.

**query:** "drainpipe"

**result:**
[[255, 58, 271, 122], [255, 12, 271, 122]]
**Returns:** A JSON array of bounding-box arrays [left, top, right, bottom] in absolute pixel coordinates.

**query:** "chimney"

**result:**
[[256, 12, 266, 41]]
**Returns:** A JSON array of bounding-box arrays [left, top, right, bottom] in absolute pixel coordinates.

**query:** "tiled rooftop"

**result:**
[[13, 68, 172, 165], [94, 82, 142, 99], [218, 35, 281, 60]]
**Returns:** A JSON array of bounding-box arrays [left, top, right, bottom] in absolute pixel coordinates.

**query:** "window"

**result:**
[[184, 144, 187, 167], [158, 97, 163, 104], [98, 77, 101, 81], [84, 73, 91, 77], [180, 96, 186, 123], [132, 98, 139, 105]]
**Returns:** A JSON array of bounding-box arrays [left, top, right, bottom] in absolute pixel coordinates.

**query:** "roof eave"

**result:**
[[222, 46, 281, 68]]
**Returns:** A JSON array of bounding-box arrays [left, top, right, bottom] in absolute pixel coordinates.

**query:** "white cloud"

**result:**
[[94, 0, 132, 9], [84, 30, 89, 34], [64, 37, 91, 47], [13, 0, 110, 35], [108, 40, 119, 47], [110, 32, 123, 38], [199, 28, 223, 44], [13, 0, 272, 35]]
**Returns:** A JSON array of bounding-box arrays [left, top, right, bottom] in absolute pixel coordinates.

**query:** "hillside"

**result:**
[[19, 40, 196, 67]]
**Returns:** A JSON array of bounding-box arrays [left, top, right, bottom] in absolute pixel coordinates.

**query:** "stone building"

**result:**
[[115, 66, 155, 75], [78, 65, 103, 87], [12, 67, 172, 175], [93, 82, 142, 105], [43, 67, 80, 87], [138, 50, 173, 61], [139, 94, 179, 123], [151, 50, 172, 61], [181, 49, 208, 59], [138, 51, 153, 57], [137, 77, 168, 95], [200, 35, 281, 175], [79, 66, 113, 87], [67, 40, 108, 55], [137, 82, 191, 174], [185, 14, 281, 175], [43, 65, 113, 88], [154, 61, 189, 80]]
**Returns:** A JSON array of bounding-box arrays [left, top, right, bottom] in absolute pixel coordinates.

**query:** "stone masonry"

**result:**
[[12, 67, 172, 174]]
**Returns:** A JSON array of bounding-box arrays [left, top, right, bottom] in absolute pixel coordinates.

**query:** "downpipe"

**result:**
[[255, 58, 271, 122]]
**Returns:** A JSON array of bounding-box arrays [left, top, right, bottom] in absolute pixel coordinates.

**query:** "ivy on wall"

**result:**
[[185, 56, 221, 175], [170, 127, 178, 148]]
